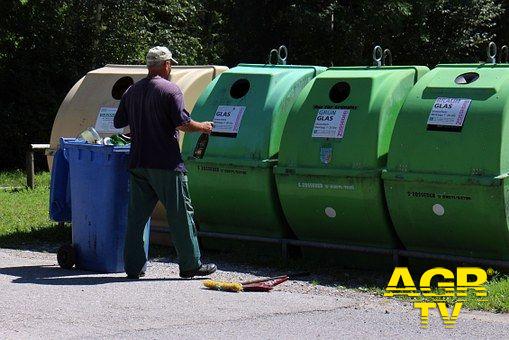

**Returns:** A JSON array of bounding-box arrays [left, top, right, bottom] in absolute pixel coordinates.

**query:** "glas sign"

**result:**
[[312, 109, 350, 139], [212, 105, 246, 137], [427, 97, 471, 132]]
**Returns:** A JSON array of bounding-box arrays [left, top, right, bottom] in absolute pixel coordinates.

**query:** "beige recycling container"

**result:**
[[49, 64, 228, 244]]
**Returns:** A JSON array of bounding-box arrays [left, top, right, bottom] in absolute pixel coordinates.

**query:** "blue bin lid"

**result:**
[[60, 138, 130, 154]]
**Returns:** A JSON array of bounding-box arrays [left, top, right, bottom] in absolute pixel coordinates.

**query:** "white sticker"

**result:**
[[312, 109, 350, 139], [325, 207, 337, 218], [427, 97, 471, 127], [212, 105, 246, 134], [432, 204, 445, 216], [94, 107, 123, 134]]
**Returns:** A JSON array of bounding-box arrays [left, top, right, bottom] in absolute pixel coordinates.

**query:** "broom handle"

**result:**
[[241, 275, 289, 285]]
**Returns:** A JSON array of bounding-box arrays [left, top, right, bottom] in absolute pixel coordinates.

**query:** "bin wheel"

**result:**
[[57, 244, 75, 269]]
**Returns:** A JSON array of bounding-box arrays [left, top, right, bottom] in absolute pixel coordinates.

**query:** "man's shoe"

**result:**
[[126, 271, 146, 280], [180, 264, 217, 278]]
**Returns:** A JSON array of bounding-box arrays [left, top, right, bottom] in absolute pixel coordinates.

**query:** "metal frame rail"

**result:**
[[197, 231, 509, 269]]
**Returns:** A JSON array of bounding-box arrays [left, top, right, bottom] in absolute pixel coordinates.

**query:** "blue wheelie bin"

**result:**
[[49, 145, 72, 223], [57, 138, 150, 273]]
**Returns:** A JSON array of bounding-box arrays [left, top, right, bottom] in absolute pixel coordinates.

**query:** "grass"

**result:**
[[0, 171, 70, 248], [0, 170, 27, 188], [0, 171, 508, 313], [472, 274, 509, 312]]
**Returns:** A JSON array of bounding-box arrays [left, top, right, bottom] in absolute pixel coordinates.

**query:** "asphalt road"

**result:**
[[0, 248, 508, 339]]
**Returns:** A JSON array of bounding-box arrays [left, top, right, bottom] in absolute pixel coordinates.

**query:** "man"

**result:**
[[114, 46, 216, 279]]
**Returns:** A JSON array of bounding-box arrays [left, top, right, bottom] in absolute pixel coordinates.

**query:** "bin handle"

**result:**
[[382, 49, 392, 66], [373, 46, 383, 67], [487, 41, 497, 64], [500, 45, 508, 64]]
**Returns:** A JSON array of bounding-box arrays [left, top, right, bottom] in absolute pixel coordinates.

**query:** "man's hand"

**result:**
[[177, 119, 215, 133], [200, 121, 214, 134]]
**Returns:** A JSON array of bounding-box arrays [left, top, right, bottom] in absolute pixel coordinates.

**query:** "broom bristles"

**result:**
[[203, 279, 243, 292]]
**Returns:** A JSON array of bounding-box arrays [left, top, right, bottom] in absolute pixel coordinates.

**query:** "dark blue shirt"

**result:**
[[114, 76, 190, 171]]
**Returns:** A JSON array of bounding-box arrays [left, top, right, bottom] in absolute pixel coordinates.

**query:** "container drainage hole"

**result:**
[[112, 76, 134, 100], [455, 72, 479, 85], [230, 79, 250, 99], [329, 82, 350, 103]]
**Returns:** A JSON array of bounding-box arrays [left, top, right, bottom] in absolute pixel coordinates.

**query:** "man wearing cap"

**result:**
[[114, 46, 217, 279]]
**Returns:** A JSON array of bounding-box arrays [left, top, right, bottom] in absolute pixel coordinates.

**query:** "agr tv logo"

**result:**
[[384, 267, 491, 328]]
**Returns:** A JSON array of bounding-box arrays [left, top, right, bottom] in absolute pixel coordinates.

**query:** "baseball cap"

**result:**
[[146, 46, 179, 65]]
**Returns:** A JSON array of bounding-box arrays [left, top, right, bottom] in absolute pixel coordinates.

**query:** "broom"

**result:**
[[203, 275, 289, 293]]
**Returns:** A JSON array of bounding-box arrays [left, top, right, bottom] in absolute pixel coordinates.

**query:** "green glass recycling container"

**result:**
[[383, 64, 509, 260], [182, 64, 326, 238], [275, 66, 428, 248]]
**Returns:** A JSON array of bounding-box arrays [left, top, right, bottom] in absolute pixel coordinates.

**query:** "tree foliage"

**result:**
[[0, 0, 505, 169]]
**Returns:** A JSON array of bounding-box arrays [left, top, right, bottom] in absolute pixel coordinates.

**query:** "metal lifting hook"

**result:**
[[268, 45, 288, 65], [383, 49, 393, 66], [373, 46, 383, 67], [268, 49, 279, 65], [277, 45, 288, 65], [487, 42, 497, 64], [500, 45, 508, 64]]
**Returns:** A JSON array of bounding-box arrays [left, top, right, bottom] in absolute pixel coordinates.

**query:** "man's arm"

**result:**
[[114, 99, 128, 129], [168, 90, 214, 134], [177, 120, 214, 134]]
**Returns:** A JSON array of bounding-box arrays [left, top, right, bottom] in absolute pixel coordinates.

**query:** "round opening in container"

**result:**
[[112, 76, 134, 100], [329, 82, 350, 103], [230, 79, 250, 99], [455, 72, 479, 85]]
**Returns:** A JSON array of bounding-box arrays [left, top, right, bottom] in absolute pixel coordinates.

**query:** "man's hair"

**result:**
[[147, 59, 166, 68]]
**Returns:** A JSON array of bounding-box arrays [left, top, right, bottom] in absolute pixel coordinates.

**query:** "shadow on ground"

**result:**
[[0, 245, 392, 291], [152, 244, 393, 292], [0, 264, 205, 286], [0, 228, 393, 291]]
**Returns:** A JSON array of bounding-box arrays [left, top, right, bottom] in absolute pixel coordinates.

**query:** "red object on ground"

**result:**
[[242, 276, 289, 292]]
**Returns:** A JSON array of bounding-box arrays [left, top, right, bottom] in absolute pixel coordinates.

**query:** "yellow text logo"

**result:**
[[384, 267, 489, 328]]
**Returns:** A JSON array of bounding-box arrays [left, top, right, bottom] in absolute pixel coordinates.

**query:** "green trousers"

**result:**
[[124, 168, 202, 275]]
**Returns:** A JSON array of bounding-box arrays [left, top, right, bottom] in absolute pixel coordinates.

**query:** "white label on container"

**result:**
[[325, 207, 337, 218], [95, 107, 123, 133], [433, 203, 445, 216], [312, 109, 350, 139], [212, 105, 246, 134], [427, 97, 471, 127]]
